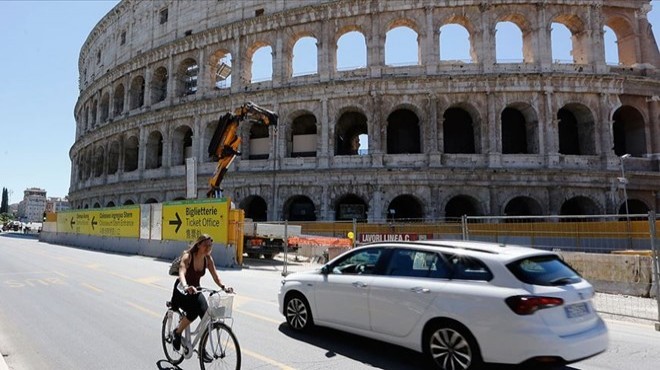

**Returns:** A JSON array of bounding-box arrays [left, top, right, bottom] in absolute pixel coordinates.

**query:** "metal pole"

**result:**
[[352, 218, 357, 248], [647, 211, 660, 331], [461, 214, 468, 240], [282, 219, 288, 276], [620, 154, 632, 249]]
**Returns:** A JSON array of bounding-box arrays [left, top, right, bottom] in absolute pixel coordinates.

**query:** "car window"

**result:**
[[507, 255, 582, 286], [331, 248, 384, 275], [386, 249, 451, 278], [445, 254, 493, 281]]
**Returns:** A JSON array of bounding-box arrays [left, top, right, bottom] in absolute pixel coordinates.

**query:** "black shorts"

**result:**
[[171, 280, 208, 321]]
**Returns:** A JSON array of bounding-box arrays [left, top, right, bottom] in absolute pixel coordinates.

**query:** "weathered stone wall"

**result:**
[[70, 0, 660, 221]]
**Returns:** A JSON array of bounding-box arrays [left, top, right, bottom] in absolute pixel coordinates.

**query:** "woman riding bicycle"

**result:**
[[171, 233, 233, 350]]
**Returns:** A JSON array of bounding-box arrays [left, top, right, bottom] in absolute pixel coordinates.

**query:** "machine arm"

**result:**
[[207, 102, 278, 198]]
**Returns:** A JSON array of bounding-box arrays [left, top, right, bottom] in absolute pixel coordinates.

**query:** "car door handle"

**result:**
[[410, 287, 430, 293], [352, 281, 368, 288]]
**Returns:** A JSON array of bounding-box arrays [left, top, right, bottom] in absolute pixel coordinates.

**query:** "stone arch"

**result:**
[[113, 83, 125, 115], [99, 92, 110, 122], [385, 19, 420, 66], [503, 196, 543, 216], [172, 124, 193, 166], [387, 194, 424, 221], [144, 198, 159, 204], [551, 13, 588, 64], [108, 140, 120, 175], [288, 111, 318, 157], [123, 199, 135, 206], [204, 119, 220, 163], [129, 75, 145, 110], [106, 201, 116, 207], [93, 145, 105, 177], [604, 16, 638, 66], [560, 196, 601, 216], [495, 13, 534, 63], [208, 48, 233, 89], [283, 195, 316, 221], [334, 194, 368, 221], [335, 109, 368, 156], [501, 102, 539, 154], [443, 104, 480, 154], [445, 195, 482, 219], [145, 130, 163, 169], [246, 41, 273, 83], [93, 202, 101, 208], [386, 107, 421, 154], [123, 135, 139, 172], [151, 66, 168, 103], [176, 58, 198, 96], [290, 35, 318, 77], [336, 28, 367, 71], [248, 120, 271, 160], [557, 103, 596, 155], [613, 105, 647, 157], [239, 195, 268, 222], [439, 15, 476, 62], [618, 199, 650, 215]]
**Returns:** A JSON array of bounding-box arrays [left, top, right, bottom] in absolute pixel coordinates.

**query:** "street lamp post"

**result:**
[[618, 153, 632, 248]]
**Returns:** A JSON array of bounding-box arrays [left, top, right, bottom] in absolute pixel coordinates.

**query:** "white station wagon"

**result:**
[[278, 240, 608, 370]]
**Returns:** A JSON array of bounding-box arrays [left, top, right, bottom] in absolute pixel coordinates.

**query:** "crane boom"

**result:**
[[207, 102, 278, 198]]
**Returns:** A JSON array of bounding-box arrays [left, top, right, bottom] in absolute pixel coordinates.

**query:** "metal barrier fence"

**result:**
[[291, 213, 659, 326]]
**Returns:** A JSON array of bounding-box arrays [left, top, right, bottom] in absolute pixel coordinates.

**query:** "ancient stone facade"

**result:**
[[71, 0, 660, 221]]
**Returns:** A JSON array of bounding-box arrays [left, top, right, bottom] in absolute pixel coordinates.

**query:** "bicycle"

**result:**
[[161, 286, 241, 369]]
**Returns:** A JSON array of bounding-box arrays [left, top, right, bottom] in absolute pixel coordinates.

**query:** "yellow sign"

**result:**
[[57, 206, 140, 237], [162, 198, 230, 243]]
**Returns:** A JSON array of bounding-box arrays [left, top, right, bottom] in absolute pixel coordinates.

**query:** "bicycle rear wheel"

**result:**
[[199, 322, 241, 370], [161, 309, 184, 365]]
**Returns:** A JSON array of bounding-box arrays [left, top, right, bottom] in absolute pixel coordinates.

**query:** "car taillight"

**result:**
[[505, 295, 564, 315]]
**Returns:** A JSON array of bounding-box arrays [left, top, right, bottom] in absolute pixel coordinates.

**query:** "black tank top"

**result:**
[[184, 254, 207, 287]]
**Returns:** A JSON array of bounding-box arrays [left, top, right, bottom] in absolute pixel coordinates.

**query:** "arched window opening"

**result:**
[[495, 21, 524, 63], [439, 24, 472, 62], [445, 195, 481, 219], [151, 66, 168, 103], [172, 126, 193, 166], [146, 131, 163, 169], [604, 17, 637, 66], [108, 141, 119, 175], [558, 104, 596, 155], [504, 197, 542, 217], [551, 22, 573, 63], [91, 100, 97, 126], [284, 195, 316, 221], [387, 195, 423, 221], [292, 37, 318, 77], [100, 93, 110, 122], [613, 106, 647, 157], [123, 199, 135, 206], [501, 105, 538, 154], [385, 26, 419, 66], [290, 114, 317, 157], [106, 201, 116, 208], [240, 196, 268, 222], [337, 31, 367, 71], [124, 136, 139, 172], [249, 123, 270, 160], [177, 58, 198, 96], [251, 46, 273, 83], [205, 120, 219, 163], [443, 107, 475, 154], [145, 198, 159, 204], [84, 106, 90, 130], [129, 76, 145, 110], [560, 196, 599, 219], [603, 26, 619, 65], [387, 109, 421, 154], [335, 194, 367, 221], [214, 53, 232, 89], [93, 202, 101, 208], [335, 111, 368, 156], [113, 84, 125, 115], [618, 199, 649, 215], [93, 147, 104, 177]]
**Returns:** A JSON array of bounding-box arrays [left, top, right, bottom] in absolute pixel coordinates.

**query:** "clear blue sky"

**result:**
[[0, 0, 658, 205]]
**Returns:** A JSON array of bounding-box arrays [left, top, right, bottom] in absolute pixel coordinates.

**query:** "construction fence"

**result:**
[[287, 212, 660, 325]]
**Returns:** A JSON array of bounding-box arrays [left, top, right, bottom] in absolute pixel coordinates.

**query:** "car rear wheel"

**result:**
[[284, 293, 313, 331], [425, 322, 482, 370]]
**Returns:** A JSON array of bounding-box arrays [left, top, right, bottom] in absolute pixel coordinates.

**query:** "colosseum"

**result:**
[[70, 0, 660, 222]]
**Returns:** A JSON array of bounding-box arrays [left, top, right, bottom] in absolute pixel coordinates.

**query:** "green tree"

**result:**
[[0, 187, 8, 214]]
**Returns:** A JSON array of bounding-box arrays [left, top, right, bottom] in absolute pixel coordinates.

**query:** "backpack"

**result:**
[[169, 255, 184, 276]]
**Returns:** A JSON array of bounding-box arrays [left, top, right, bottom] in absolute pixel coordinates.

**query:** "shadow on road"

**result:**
[[156, 359, 181, 369], [0, 232, 40, 240], [277, 324, 582, 370]]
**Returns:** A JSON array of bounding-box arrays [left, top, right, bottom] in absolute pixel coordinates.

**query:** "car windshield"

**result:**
[[507, 255, 582, 286]]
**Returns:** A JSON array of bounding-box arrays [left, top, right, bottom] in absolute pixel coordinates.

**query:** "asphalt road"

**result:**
[[0, 232, 659, 370]]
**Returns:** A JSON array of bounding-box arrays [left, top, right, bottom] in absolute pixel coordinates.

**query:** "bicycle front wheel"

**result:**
[[161, 309, 184, 365], [199, 322, 241, 370]]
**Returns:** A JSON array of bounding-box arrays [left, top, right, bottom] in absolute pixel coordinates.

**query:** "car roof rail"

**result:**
[[368, 241, 500, 255]]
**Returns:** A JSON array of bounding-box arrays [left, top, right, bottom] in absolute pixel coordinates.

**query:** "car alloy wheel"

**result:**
[[285, 295, 312, 331], [427, 323, 481, 370]]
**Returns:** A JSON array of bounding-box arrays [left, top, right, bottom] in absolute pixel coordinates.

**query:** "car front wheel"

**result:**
[[425, 322, 482, 370], [284, 293, 313, 331]]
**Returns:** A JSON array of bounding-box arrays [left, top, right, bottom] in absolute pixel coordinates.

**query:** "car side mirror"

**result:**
[[320, 265, 330, 274]]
